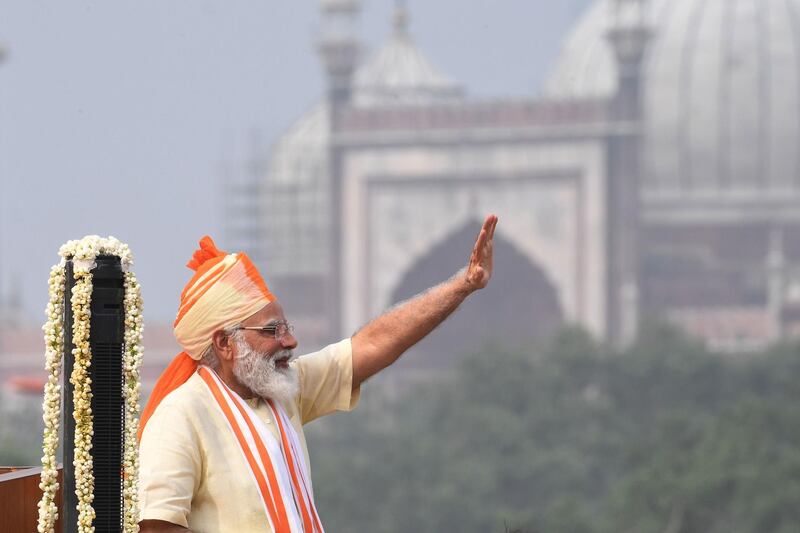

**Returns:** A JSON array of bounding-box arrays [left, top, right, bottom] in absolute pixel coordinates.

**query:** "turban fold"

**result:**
[[138, 236, 275, 440]]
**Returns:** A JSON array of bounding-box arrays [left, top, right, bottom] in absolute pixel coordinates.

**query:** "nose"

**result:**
[[280, 331, 298, 350]]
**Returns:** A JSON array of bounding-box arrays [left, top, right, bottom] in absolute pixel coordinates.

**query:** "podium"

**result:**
[[0, 466, 63, 531]]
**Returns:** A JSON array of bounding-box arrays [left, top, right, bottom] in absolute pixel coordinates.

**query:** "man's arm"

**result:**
[[138, 519, 192, 532], [351, 214, 498, 389]]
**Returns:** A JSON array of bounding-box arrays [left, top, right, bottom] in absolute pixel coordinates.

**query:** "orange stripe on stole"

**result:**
[[268, 400, 323, 533], [198, 368, 290, 533], [217, 377, 294, 530]]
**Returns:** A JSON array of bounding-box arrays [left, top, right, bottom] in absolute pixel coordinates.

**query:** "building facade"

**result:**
[[229, 0, 800, 356]]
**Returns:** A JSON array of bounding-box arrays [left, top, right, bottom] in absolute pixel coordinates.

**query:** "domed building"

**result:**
[[546, 0, 800, 348], [251, 3, 465, 346], [547, 0, 800, 198], [230, 0, 800, 354]]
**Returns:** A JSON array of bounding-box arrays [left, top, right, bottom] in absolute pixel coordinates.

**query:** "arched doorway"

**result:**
[[390, 219, 564, 369]]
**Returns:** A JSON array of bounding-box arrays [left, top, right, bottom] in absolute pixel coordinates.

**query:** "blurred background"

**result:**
[[2, 0, 800, 531]]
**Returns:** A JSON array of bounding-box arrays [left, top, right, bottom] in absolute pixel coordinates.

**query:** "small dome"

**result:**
[[261, 11, 463, 277], [544, 0, 800, 198], [351, 8, 463, 107]]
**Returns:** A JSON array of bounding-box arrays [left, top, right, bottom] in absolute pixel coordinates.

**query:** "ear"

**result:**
[[212, 329, 235, 362]]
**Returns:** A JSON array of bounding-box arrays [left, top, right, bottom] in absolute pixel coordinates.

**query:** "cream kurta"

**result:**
[[139, 338, 359, 532]]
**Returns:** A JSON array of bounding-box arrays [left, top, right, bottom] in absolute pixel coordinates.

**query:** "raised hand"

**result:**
[[351, 213, 499, 386], [464, 214, 498, 291]]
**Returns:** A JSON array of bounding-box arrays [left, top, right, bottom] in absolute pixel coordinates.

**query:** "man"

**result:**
[[138, 214, 498, 532]]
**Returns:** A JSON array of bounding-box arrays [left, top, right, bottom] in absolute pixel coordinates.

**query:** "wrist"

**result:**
[[452, 268, 476, 296]]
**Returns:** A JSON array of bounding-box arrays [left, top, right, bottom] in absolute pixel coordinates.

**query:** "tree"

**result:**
[[306, 325, 800, 532]]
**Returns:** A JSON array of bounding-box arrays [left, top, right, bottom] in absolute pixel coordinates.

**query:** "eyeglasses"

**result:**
[[235, 321, 295, 341]]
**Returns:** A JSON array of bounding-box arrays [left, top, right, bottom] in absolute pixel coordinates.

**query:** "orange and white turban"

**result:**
[[138, 236, 276, 440]]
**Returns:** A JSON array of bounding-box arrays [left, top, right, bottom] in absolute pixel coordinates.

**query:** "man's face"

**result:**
[[230, 301, 300, 403], [233, 302, 297, 358]]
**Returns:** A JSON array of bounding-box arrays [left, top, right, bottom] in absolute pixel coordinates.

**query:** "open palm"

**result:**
[[465, 214, 498, 291]]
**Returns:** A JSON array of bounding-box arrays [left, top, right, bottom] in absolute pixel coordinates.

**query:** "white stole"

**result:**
[[198, 366, 324, 533]]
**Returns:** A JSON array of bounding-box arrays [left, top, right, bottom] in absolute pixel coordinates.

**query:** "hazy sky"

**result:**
[[0, 0, 591, 324]]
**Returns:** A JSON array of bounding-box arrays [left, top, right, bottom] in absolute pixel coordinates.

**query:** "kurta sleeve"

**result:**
[[138, 398, 201, 528], [294, 337, 361, 424]]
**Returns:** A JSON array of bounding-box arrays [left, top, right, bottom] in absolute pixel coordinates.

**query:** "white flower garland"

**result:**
[[122, 272, 144, 531], [37, 236, 143, 533], [71, 270, 96, 532], [37, 265, 66, 531]]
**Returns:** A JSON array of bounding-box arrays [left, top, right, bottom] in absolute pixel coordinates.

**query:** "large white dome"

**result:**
[[545, 0, 800, 199]]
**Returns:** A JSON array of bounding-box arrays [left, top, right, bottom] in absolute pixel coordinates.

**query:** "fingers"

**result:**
[[472, 229, 488, 262], [470, 215, 498, 269], [481, 215, 498, 239], [481, 215, 493, 235], [475, 217, 490, 245], [477, 215, 496, 240], [489, 215, 499, 239], [465, 215, 497, 289], [484, 216, 497, 263]]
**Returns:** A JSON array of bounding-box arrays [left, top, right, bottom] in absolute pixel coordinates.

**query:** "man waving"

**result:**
[[138, 214, 498, 532]]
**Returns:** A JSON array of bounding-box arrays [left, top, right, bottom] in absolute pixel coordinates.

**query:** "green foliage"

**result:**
[[307, 324, 800, 532], [5, 323, 797, 532]]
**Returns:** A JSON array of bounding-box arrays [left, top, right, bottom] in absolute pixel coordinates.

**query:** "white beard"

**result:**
[[232, 335, 299, 405]]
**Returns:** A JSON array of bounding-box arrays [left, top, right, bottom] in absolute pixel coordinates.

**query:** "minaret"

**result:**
[[317, 0, 362, 108], [605, 0, 651, 345], [607, 0, 650, 120], [393, 0, 410, 40], [319, 0, 362, 338]]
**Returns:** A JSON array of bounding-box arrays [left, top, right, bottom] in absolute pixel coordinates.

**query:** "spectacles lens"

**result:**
[[274, 323, 294, 339]]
